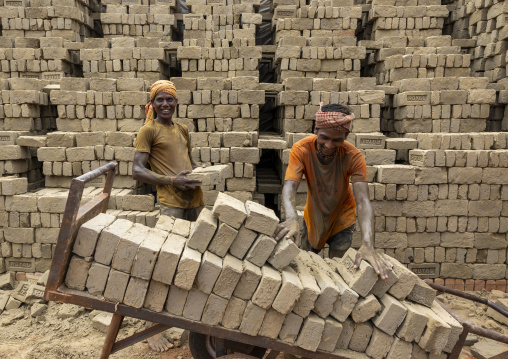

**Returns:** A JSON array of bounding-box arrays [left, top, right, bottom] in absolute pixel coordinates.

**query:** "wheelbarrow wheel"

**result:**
[[189, 332, 267, 359]]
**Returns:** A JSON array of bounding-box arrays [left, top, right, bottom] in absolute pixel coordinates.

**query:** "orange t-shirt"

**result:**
[[284, 135, 367, 250]]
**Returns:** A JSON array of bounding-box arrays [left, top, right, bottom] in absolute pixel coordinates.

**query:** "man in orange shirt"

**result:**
[[274, 103, 392, 279]]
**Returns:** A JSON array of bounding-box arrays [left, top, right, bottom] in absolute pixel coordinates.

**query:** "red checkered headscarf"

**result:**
[[314, 102, 355, 133]]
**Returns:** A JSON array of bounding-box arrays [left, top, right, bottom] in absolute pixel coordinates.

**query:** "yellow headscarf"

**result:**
[[145, 80, 177, 123]]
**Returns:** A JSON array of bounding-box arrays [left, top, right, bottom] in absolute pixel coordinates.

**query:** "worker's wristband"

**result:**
[[170, 177, 174, 186]]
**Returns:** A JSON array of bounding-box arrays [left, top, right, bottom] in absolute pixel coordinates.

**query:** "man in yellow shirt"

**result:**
[[132, 80, 202, 351]]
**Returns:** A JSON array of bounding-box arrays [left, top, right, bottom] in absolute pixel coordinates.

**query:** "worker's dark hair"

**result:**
[[320, 103, 352, 115]]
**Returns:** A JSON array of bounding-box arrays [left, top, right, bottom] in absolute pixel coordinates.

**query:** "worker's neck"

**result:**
[[157, 117, 174, 127]]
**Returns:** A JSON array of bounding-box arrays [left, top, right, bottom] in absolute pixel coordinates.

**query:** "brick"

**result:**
[[143, 280, 169, 312], [213, 254, 243, 299], [366, 328, 394, 359], [201, 294, 228, 326], [187, 208, 217, 253], [111, 223, 149, 273], [103, 269, 130, 303], [221, 296, 247, 329], [195, 251, 223, 294], [290, 256, 320, 318], [155, 215, 175, 232], [0, 272, 15, 290], [252, 265, 282, 309], [1, 177, 27, 195], [239, 301, 266, 336], [123, 277, 149, 308], [131, 228, 167, 280], [229, 225, 258, 259], [431, 301, 463, 353], [329, 266, 360, 322], [244, 200, 279, 236], [384, 254, 419, 300], [369, 266, 399, 298], [318, 317, 343, 352], [372, 294, 407, 336], [351, 294, 381, 323], [376, 165, 415, 184], [396, 301, 429, 342], [268, 238, 300, 270], [233, 260, 261, 300], [182, 288, 208, 321], [73, 213, 116, 258], [349, 321, 373, 352], [95, 219, 133, 266], [417, 304, 451, 353], [279, 312, 304, 343], [65, 255, 91, 291], [152, 233, 186, 285], [212, 192, 247, 229], [86, 262, 110, 295], [4, 228, 34, 244], [172, 219, 191, 237], [272, 267, 303, 315], [386, 337, 412, 359], [336, 318, 354, 350], [174, 245, 202, 291], [245, 234, 277, 267], [296, 314, 326, 352], [411, 344, 428, 359], [165, 286, 189, 316], [406, 280, 437, 308], [208, 222, 238, 257], [258, 308, 286, 339], [335, 248, 378, 297]]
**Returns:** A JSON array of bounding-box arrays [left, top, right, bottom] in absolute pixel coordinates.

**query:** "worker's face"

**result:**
[[316, 128, 348, 156], [153, 92, 178, 121]]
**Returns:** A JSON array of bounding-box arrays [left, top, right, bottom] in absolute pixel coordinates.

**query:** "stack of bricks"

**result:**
[[0, 175, 165, 274], [171, 76, 264, 202], [64, 191, 462, 358], [361, 0, 449, 41], [0, 37, 82, 81], [80, 38, 172, 82], [0, 78, 54, 186], [386, 77, 496, 135], [273, 0, 364, 82], [99, 0, 176, 39], [0, 0, 102, 42]]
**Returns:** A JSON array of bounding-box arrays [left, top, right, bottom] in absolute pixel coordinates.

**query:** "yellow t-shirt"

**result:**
[[135, 119, 204, 209]]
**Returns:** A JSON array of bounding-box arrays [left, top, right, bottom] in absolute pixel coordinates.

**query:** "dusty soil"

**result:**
[[1, 289, 508, 359]]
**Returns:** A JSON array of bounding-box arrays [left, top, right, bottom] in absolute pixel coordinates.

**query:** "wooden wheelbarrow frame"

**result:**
[[43, 162, 507, 359]]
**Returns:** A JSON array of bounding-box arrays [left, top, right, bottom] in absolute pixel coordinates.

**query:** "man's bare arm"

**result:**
[[132, 152, 201, 191], [274, 180, 301, 245], [352, 181, 392, 279]]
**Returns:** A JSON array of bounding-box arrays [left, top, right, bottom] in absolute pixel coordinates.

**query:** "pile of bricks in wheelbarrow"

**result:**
[[65, 191, 462, 359]]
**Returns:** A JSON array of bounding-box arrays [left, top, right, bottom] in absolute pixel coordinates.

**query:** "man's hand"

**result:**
[[172, 170, 201, 191], [354, 245, 393, 280], [274, 219, 301, 246]]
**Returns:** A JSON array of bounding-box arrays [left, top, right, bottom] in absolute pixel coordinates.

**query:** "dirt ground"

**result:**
[[0, 290, 508, 359]]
